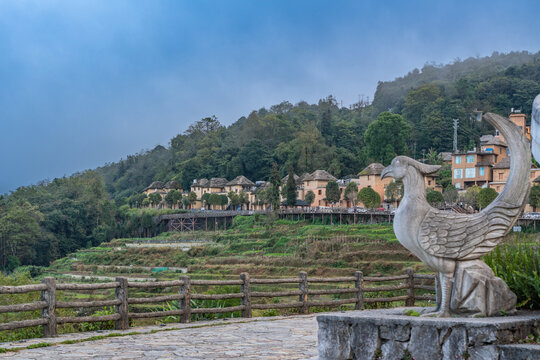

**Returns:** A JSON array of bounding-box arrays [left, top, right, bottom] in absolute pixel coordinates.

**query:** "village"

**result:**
[[141, 111, 540, 213]]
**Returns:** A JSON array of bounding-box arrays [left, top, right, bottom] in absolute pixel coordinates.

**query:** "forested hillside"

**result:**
[[2, 50, 540, 270], [98, 50, 540, 202]]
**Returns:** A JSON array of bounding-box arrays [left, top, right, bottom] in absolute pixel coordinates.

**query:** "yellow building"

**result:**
[[352, 163, 393, 206], [302, 170, 337, 207], [143, 181, 165, 196]]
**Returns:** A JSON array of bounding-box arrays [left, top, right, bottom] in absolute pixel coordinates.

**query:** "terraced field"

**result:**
[[46, 217, 428, 282]]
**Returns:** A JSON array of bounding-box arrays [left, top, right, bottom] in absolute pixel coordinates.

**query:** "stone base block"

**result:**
[[317, 307, 540, 360]]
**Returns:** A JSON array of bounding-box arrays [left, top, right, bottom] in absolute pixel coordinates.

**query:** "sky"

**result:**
[[1, 0, 540, 193]]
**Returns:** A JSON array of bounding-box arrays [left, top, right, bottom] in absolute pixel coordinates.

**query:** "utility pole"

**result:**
[[422, 149, 426, 163], [413, 142, 417, 160], [453, 119, 459, 153]]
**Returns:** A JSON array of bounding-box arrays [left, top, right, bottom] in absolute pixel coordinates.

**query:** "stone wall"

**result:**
[[317, 308, 540, 360]]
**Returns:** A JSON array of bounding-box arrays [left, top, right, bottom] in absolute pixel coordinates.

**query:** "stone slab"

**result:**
[[317, 307, 540, 360]]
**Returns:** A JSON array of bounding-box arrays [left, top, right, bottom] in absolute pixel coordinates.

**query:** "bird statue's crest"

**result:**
[[395, 156, 441, 175]]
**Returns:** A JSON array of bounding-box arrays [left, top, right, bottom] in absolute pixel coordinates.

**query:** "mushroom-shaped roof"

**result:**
[[164, 180, 181, 189], [358, 163, 385, 176], [193, 178, 209, 187], [226, 175, 255, 187], [209, 177, 228, 187], [144, 181, 164, 191], [304, 170, 337, 181], [281, 173, 299, 184], [297, 173, 311, 183], [440, 152, 453, 162], [493, 157, 511, 169], [253, 181, 271, 193]]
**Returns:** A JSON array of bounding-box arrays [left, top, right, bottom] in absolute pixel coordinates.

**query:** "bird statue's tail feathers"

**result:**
[[482, 112, 531, 234]]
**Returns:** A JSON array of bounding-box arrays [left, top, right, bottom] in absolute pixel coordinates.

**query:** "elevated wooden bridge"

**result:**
[[156, 209, 395, 232], [155, 209, 539, 233]]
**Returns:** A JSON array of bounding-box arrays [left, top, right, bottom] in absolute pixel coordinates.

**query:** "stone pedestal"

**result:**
[[317, 308, 540, 360]]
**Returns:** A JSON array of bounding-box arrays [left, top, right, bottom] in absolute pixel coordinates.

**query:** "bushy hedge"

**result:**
[[484, 235, 540, 309]]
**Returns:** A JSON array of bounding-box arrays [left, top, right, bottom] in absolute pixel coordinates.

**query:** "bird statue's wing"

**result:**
[[418, 201, 521, 260]]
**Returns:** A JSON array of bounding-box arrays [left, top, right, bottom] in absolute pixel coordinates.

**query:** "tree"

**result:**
[[164, 190, 181, 209], [443, 185, 458, 204], [325, 181, 340, 206], [201, 193, 210, 209], [188, 191, 198, 209], [148, 193, 162, 207], [269, 163, 281, 210], [305, 191, 315, 207], [239, 139, 273, 181], [385, 181, 402, 204], [364, 112, 411, 164], [426, 189, 444, 207], [344, 182, 358, 206], [461, 186, 481, 210], [0, 202, 43, 269], [181, 196, 190, 209], [358, 187, 381, 209], [478, 187, 499, 209], [285, 165, 297, 207], [228, 191, 241, 209], [530, 185, 540, 211]]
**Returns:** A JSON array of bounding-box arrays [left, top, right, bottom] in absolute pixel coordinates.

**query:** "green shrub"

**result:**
[[484, 235, 540, 309]]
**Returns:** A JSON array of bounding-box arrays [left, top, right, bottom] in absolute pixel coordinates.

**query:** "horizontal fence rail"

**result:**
[[0, 270, 436, 338]]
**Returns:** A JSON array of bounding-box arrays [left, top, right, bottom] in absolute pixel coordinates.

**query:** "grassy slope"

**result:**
[[46, 217, 427, 281]]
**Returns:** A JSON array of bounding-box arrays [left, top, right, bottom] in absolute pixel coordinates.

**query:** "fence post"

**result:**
[[41, 277, 57, 337], [115, 277, 129, 330], [240, 272, 251, 318], [180, 276, 191, 323], [299, 271, 308, 314], [405, 268, 415, 306], [354, 271, 364, 310]]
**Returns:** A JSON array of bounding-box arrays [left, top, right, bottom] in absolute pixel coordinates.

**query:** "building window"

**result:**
[[496, 186, 500, 191], [454, 169, 463, 179], [499, 173, 503, 180], [465, 168, 476, 178], [466, 155, 474, 163], [479, 167, 485, 176], [318, 190, 322, 195], [456, 183, 461, 189], [455, 156, 462, 164]]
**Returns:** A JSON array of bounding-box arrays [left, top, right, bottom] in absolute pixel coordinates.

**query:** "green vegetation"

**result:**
[[529, 184, 540, 211], [426, 189, 444, 207], [478, 187, 499, 209], [358, 187, 381, 209], [2, 51, 540, 271], [285, 165, 297, 207], [484, 234, 540, 309], [325, 181, 340, 205]]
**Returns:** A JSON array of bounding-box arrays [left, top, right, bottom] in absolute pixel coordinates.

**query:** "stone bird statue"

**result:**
[[531, 94, 540, 162], [381, 110, 531, 317]]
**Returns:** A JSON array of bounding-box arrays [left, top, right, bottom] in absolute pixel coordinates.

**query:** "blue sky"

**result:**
[[1, 0, 540, 193]]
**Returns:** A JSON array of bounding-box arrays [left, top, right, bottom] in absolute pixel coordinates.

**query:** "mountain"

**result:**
[[97, 51, 540, 203]]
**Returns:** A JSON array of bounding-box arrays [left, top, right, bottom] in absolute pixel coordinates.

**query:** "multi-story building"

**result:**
[[225, 176, 255, 194], [302, 170, 337, 206], [452, 151, 499, 190]]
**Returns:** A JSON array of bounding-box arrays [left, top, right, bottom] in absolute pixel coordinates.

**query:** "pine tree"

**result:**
[[285, 165, 297, 208], [269, 163, 281, 210]]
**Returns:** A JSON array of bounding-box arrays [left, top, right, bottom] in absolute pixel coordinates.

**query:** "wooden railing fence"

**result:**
[[0, 270, 436, 337]]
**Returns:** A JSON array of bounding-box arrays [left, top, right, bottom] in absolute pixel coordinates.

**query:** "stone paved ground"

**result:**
[[1, 315, 319, 359]]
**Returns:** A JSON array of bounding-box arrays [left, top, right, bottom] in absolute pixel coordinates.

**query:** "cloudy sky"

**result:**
[[1, 0, 540, 193]]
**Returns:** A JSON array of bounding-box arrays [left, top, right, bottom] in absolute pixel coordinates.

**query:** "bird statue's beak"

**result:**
[[381, 165, 393, 179]]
